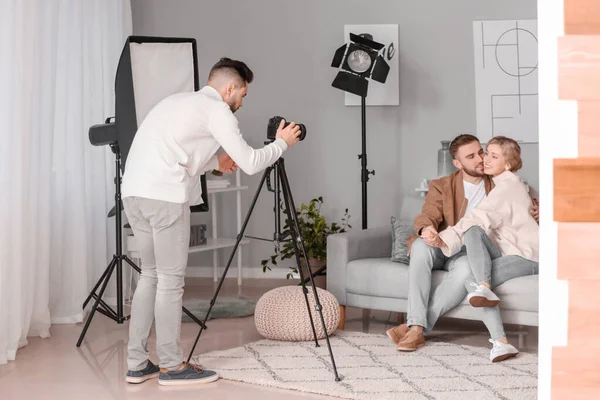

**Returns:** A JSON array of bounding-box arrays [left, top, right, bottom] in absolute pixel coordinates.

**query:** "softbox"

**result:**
[[90, 35, 209, 212]]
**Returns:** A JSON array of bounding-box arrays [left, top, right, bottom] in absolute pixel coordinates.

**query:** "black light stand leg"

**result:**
[[82, 257, 116, 310], [186, 166, 272, 363], [77, 258, 118, 347], [277, 159, 341, 381]]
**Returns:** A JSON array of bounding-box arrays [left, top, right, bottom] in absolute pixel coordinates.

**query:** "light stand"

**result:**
[[331, 33, 391, 229], [186, 155, 341, 382], [77, 36, 209, 346]]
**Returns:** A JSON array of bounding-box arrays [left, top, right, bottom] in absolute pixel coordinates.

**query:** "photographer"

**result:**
[[121, 57, 301, 386]]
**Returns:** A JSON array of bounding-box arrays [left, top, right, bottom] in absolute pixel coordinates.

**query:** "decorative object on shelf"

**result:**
[[437, 140, 457, 177], [190, 224, 207, 246], [260, 197, 351, 286], [254, 286, 340, 341], [415, 178, 429, 197]]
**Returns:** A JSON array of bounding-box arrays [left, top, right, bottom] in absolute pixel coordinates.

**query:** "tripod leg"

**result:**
[[278, 160, 341, 381], [277, 171, 319, 347], [77, 258, 118, 347], [186, 167, 272, 363], [83, 256, 117, 310], [123, 255, 141, 273]]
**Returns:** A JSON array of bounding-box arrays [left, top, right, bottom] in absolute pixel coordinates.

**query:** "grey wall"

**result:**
[[131, 0, 538, 272]]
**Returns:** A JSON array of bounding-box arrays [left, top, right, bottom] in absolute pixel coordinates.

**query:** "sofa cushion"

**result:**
[[346, 258, 410, 299], [346, 257, 538, 312], [492, 274, 539, 312], [390, 216, 413, 264]]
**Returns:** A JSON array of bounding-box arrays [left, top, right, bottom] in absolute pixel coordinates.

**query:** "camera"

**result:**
[[267, 116, 306, 142]]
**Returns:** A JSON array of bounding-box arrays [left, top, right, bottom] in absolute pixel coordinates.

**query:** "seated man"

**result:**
[[386, 134, 539, 352]]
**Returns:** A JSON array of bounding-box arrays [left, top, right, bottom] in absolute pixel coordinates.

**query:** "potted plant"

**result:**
[[261, 197, 351, 288]]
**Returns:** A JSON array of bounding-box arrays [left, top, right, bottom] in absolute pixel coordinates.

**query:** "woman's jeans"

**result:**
[[463, 226, 539, 340]]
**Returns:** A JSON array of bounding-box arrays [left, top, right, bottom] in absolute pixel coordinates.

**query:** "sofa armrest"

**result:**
[[326, 226, 392, 305]]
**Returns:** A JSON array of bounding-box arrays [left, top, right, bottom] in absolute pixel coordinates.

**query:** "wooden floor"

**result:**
[[552, 1, 600, 397]]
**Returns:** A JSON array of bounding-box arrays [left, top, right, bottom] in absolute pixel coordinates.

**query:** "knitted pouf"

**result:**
[[254, 286, 340, 341]]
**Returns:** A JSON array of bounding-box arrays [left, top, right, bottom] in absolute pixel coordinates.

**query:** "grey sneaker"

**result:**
[[158, 362, 219, 386], [125, 360, 160, 384]]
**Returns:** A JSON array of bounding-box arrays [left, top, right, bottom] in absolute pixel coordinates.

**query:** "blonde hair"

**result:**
[[487, 136, 522, 172]]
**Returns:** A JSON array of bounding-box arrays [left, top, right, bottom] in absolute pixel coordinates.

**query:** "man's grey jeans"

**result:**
[[123, 196, 190, 372], [406, 238, 470, 333], [407, 233, 539, 340]]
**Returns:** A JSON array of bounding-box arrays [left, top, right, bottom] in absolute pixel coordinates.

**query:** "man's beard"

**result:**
[[463, 164, 485, 177], [227, 99, 238, 113]]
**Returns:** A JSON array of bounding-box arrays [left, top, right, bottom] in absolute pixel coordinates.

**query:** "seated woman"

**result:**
[[430, 136, 539, 362]]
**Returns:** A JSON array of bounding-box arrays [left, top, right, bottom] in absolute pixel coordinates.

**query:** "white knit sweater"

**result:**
[[438, 171, 539, 262], [122, 86, 287, 205]]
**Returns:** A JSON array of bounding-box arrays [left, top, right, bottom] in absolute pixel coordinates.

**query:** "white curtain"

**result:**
[[0, 0, 132, 364]]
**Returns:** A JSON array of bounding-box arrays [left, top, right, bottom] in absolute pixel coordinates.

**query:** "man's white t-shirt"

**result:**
[[122, 86, 288, 205], [463, 179, 486, 215]]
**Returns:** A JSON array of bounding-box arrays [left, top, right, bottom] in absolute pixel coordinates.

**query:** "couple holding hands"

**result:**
[[387, 134, 539, 363]]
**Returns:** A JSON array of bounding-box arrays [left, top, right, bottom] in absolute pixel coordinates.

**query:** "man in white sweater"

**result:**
[[121, 58, 301, 386]]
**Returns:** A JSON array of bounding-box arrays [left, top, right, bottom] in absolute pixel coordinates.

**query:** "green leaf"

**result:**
[[261, 197, 352, 274]]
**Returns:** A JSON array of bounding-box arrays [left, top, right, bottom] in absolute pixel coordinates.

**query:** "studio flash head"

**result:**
[[267, 116, 307, 142]]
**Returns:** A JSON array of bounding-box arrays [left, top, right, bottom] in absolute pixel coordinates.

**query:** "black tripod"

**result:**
[[76, 144, 205, 347], [185, 156, 340, 381]]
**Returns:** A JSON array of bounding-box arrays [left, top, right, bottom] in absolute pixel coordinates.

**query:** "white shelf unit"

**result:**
[[125, 169, 249, 286], [204, 169, 248, 285]]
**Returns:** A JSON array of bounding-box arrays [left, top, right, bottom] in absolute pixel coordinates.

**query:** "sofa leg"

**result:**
[[397, 312, 406, 324], [518, 334, 525, 349], [338, 305, 346, 330], [362, 309, 371, 333], [517, 325, 527, 349]]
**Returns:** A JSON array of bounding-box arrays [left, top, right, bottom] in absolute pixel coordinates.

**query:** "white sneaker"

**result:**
[[489, 339, 519, 362], [467, 282, 500, 307]]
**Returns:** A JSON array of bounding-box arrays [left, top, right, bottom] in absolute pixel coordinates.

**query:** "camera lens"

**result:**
[[297, 124, 306, 141]]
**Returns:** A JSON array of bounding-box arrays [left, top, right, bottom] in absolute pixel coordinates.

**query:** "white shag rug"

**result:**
[[194, 330, 537, 400]]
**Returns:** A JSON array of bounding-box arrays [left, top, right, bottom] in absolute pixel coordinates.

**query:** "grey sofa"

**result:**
[[326, 196, 539, 344]]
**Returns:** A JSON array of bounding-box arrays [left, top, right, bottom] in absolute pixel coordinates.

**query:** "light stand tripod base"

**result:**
[[186, 158, 340, 382]]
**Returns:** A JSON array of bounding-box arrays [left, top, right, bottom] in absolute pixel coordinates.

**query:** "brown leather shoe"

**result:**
[[396, 329, 425, 352], [386, 324, 409, 344]]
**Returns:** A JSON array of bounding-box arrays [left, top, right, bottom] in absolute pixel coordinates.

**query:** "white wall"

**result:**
[[537, 0, 573, 398], [130, 0, 539, 274]]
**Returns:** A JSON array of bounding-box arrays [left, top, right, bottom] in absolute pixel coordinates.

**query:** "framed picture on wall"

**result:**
[[472, 19, 539, 143]]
